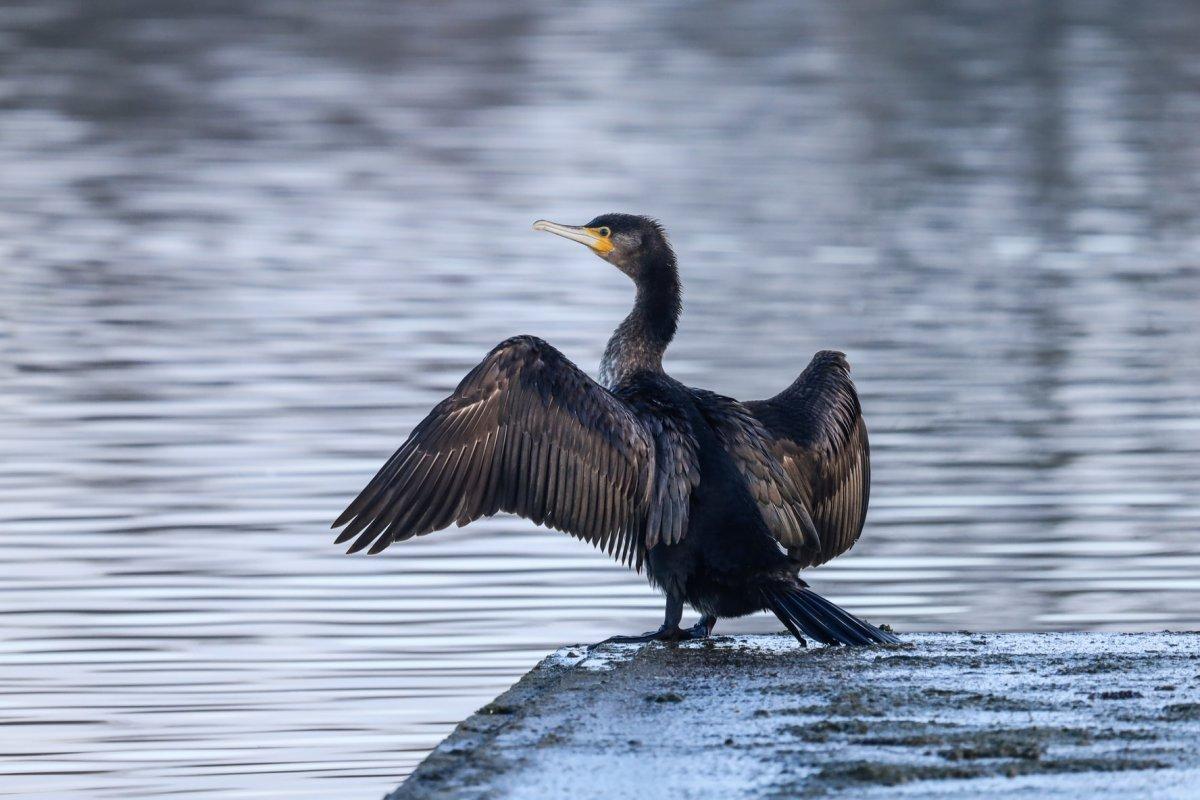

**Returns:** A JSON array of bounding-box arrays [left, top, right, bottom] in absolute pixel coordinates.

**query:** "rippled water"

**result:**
[[2, 1, 1199, 797]]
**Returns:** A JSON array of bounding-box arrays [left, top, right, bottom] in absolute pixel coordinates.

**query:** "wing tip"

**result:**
[[806, 349, 850, 374], [344, 535, 374, 555], [367, 535, 394, 555], [331, 506, 357, 529]]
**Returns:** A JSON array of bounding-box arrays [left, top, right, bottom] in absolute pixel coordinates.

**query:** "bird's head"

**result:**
[[533, 213, 674, 282]]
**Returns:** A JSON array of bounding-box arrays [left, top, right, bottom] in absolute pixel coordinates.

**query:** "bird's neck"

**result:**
[[599, 256, 680, 389]]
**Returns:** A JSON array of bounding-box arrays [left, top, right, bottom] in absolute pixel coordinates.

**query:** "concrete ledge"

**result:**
[[389, 633, 1200, 799]]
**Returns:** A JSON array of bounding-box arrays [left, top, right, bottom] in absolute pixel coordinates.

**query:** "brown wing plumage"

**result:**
[[691, 389, 821, 551], [744, 350, 871, 568], [332, 336, 657, 567], [639, 404, 701, 549]]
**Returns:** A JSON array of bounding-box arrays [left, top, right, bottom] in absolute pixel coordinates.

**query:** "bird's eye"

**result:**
[[598, 226, 611, 237]]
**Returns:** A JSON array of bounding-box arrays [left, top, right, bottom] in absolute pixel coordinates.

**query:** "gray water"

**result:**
[[2, 1, 1199, 797]]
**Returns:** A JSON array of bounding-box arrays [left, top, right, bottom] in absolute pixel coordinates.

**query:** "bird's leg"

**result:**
[[589, 596, 706, 649]]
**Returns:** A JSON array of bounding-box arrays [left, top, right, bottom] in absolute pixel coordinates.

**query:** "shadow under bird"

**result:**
[[333, 214, 898, 647]]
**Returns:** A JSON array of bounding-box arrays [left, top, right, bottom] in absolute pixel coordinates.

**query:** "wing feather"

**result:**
[[745, 350, 871, 568], [333, 335, 658, 567], [692, 389, 820, 550]]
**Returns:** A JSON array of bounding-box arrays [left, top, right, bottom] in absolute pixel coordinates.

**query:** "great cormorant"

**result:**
[[333, 214, 898, 647]]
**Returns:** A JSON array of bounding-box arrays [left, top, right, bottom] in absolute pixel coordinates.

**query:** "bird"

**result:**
[[332, 213, 898, 647]]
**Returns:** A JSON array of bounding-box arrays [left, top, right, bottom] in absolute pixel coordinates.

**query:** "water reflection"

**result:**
[[1, 0, 1199, 797]]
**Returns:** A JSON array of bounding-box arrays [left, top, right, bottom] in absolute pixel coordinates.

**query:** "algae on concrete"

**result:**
[[388, 633, 1200, 800]]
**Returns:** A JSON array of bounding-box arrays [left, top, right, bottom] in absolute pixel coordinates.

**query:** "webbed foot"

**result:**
[[588, 617, 715, 650], [685, 615, 717, 639]]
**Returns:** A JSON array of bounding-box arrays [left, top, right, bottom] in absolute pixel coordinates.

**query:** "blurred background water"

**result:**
[[1, 0, 1199, 797]]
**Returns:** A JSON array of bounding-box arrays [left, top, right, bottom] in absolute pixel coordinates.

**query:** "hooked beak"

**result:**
[[532, 220, 614, 254]]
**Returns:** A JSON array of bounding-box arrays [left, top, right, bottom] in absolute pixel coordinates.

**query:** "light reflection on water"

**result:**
[[2, 0, 1199, 797]]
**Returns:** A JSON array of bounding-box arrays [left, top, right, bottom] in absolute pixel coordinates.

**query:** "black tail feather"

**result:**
[[771, 598, 809, 645], [794, 589, 891, 644], [768, 592, 830, 644], [779, 591, 842, 644], [790, 591, 861, 644], [765, 586, 900, 646]]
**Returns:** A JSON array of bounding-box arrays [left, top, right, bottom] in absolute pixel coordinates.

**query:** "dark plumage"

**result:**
[[333, 214, 898, 647]]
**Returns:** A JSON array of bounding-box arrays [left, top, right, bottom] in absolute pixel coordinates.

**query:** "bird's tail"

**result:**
[[763, 585, 900, 646]]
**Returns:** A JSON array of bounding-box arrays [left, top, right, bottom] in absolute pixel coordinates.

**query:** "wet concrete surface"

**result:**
[[392, 633, 1200, 799]]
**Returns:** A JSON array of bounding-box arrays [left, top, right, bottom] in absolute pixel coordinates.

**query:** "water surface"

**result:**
[[2, 1, 1199, 797]]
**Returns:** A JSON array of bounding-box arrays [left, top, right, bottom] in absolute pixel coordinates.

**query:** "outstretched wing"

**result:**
[[744, 350, 870, 568], [332, 336, 656, 566]]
